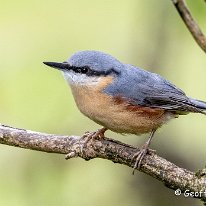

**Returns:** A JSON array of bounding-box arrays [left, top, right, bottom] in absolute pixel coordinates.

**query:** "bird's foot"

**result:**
[[80, 128, 107, 153], [131, 129, 157, 174], [131, 144, 154, 175], [65, 128, 107, 160], [83, 127, 107, 141]]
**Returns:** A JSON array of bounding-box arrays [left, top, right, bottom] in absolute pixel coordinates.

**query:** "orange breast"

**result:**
[[70, 77, 174, 135]]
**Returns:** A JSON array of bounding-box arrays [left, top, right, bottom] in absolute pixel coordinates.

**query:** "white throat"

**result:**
[[62, 71, 102, 86]]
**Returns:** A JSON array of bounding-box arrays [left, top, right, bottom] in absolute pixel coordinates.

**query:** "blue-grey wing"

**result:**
[[104, 64, 206, 114]]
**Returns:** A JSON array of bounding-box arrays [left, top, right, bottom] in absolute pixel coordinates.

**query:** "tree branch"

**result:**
[[171, 0, 206, 53], [0, 124, 206, 202]]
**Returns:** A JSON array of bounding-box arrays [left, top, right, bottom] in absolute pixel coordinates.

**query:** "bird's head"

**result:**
[[44, 50, 122, 86]]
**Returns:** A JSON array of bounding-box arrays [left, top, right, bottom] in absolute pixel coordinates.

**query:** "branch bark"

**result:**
[[171, 0, 206, 53], [0, 124, 206, 202]]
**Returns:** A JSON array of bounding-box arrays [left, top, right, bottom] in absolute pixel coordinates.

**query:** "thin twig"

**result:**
[[171, 0, 206, 53], [0, 124, 206, 202]]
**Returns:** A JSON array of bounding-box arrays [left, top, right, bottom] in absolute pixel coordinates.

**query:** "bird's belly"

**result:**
[[90, 106, 172, 135], [70, 85, 174, 135]]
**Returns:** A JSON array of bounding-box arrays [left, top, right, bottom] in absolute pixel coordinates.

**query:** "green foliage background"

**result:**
[[0, 0, 206, 205]]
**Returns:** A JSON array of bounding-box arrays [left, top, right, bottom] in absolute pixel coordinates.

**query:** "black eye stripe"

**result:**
[[69, 65, 119, 76], [70, 66, 89, 74]]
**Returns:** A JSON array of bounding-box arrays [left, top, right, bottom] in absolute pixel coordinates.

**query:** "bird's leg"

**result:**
[[79, 127, 107, 153], [82, 127, 107, 143], [65, 128, 107, 159], [132, 129, 156, 174]]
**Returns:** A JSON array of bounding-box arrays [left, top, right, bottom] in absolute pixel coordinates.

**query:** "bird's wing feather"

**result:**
[[104, 64, 205, 114]]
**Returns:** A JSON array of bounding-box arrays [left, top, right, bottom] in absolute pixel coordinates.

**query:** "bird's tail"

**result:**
[[189, 98, 206, 115]]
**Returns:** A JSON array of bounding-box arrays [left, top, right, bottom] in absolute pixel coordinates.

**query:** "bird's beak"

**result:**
[[43, 61, 69, 71]]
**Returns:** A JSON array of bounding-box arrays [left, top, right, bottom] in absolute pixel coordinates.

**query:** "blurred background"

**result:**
[[0, 0, 206, 205]]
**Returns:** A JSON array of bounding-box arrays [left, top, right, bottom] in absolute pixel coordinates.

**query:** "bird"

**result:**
[[43, 50, 206, 172]]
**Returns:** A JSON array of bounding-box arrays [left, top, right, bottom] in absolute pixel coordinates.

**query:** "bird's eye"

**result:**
[[77, 68, 82, 73], [70, 66, 90, 74], [81, 66, 89, 74]]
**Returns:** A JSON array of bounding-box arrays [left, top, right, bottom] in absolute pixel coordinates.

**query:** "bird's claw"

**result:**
[[132, 146, 154, 175], [65, 129, 107, 159], [80, 128, 107, 153]]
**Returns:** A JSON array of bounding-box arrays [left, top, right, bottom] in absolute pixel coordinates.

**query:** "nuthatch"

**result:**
[[44, 50, 206, 171]]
